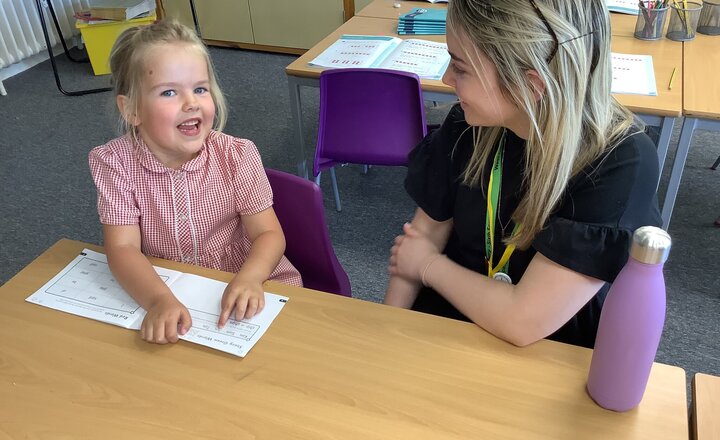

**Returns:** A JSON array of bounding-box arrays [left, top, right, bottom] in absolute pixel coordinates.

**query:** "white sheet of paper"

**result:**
[[309, 35, 450, 79], [378, 39, 450, 80], [606, 0, 639, 15], [25, 249, 288, 357], [611, 53, 658, 96], [309, 35, 400, 69]]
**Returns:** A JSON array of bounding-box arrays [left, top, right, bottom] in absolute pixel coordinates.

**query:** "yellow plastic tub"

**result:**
[[75, 14, 156, 75]]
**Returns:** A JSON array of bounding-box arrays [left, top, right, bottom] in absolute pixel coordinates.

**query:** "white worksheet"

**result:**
[[26, 249, 288, 357], [606, 0, 639, 15], [611, 53, 658, 96]]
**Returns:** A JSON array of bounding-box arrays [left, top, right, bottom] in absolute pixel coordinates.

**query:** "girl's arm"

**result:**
[[390, 224, 604, 347], [218, 207, 286, 327], [384, 208, 453, 308], [103, 224, 192, 344]]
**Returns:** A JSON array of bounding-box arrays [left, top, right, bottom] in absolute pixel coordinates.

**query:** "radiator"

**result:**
[[0, 0, 90, 70]]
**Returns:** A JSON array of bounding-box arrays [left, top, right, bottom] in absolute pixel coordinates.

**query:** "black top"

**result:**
[[405, 105, 662, 348]]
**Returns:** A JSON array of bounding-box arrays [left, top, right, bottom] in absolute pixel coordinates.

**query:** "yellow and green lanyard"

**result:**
[[485, 130, 520, 281]]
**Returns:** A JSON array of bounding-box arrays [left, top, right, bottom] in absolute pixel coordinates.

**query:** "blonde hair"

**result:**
[[448, 0, 639, 249], [108, 19, 227, 140]]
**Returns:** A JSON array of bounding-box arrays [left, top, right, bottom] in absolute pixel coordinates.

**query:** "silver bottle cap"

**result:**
[[630, 226, 671, 264]]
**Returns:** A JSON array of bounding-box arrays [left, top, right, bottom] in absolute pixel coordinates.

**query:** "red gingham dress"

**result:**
[[88, 131, 302, 286]]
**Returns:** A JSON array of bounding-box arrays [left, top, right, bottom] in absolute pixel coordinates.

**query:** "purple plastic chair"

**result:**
[[265, 168, 352, 297], [313, 68, 428, 211]]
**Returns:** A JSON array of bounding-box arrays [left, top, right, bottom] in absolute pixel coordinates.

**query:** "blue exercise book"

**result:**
[[399, 7, 447, 23], [398, 20, 446, 28], [398, 26, 446, 33], [398, 29, 446, 35]]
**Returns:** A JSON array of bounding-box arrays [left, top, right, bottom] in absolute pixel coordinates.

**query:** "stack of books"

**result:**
[[397, 8, 447, 35], [82, 0, 156, 21]]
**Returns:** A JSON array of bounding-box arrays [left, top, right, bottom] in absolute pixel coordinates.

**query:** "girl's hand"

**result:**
[[218, 277, 266, 327], [389, 223, 442, 282], [140, 295, 192, 344]]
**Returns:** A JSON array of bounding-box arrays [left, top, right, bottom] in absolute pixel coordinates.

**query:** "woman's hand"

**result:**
[[389, 223, 443, 282], [218, 276, 266, 327], [140, 295, 192, 344]]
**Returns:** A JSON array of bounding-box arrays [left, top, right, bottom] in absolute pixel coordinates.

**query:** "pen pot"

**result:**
[[697, 0, 720, 35], [634, 1, 669, 41], [666, 1, 703, 41]]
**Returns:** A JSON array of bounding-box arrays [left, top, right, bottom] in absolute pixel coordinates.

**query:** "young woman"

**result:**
[[385, 0, 662, 348]]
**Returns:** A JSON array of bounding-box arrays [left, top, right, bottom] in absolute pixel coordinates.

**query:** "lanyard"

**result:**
[[485, 130, 520, 279]]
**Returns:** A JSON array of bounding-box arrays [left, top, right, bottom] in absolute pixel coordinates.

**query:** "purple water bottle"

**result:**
[[586, 226, 672, 412]]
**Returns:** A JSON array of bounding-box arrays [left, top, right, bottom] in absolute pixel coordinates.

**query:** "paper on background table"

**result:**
[[606, 0, 640, 15], [25, 249, 288, 357], [309, 35, 450, 79], [611, 53, 658, 96]]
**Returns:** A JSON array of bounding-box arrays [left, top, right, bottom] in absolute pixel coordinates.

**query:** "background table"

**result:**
[[661, 33, 720, 229], [0, 239, 690, 439], [692, 373, 720, 440], [286, 3, 682, 178]]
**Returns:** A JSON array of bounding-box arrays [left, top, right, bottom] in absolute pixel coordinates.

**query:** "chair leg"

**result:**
[[712, 155, 720, 170], [329, 167, 342, 211]]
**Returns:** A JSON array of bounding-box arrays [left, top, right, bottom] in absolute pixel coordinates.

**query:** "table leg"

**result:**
[[655, 116, 676, 180], [287, 76, 308, 178], [661, 117, 697, 230]]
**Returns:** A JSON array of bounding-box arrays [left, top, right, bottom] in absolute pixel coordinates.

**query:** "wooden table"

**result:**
[[611, 34, 683, 174], [285, 11, 682, 178], [0, 239, 690, 439], [355, 0, 446, 19], [693, 373, 720, 440], [661, 33, 720, 229]]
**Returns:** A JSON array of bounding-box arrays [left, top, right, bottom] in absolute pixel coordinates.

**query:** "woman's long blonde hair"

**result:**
[[449, 0, 639, 249], [108, 19, 227, 140]]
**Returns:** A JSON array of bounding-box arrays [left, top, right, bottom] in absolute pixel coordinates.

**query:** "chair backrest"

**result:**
[[313, 68, 428, 176], [265, 168, 352, 297]]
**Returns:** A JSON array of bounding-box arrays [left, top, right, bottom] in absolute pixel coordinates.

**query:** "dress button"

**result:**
[[177, 213, 188, 221], [182, 256, 193, 264]]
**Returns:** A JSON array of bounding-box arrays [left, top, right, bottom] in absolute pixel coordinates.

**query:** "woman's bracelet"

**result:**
[[420, 254, 443, 287]]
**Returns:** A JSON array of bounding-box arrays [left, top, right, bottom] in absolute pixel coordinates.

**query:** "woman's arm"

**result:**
[[103, 224, 192, 343], [384, 208, 453, 308], [218, 207, 285, 326], [425, 252, 603, 346], [389, 225, 604, 347]]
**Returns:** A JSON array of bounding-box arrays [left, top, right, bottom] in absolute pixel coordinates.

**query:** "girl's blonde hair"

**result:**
[[448, 0, 639, 249], [108, 19, 227, 139]]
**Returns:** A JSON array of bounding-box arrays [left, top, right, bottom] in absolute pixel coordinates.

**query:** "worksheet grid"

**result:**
[[44, 256, 164, 314]]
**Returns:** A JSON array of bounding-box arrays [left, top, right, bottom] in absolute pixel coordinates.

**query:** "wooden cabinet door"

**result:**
[[195, 0, 253, 44], [249, 0, 344, 49], [158, 0, 254, 44], [160, 0, 195, 28]]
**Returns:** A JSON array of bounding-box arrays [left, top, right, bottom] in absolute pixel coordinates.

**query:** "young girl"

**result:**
[[385, 0, 662, 348], [89, 20, 302, 345]]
